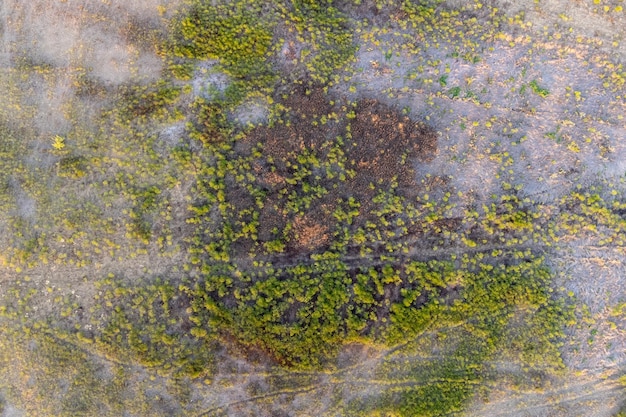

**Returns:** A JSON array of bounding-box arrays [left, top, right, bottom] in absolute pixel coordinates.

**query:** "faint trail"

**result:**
[[191, 321, 483, 416], [257, 241, 548, 273], [464, 376, 624, 417], [194, 385, 322, 417]]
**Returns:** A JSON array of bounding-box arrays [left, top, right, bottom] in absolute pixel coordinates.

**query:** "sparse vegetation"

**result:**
[[0, 0, 625, 415]]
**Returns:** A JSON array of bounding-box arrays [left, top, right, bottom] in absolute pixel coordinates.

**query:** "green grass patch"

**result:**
[[529, 79, 550, 97]]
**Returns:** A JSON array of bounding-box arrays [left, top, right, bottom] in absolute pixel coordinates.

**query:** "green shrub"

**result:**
[[171, 1, 274, 83], [58, 156, 87, 179]]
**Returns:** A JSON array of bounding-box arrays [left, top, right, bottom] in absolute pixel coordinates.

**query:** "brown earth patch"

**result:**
[[291, 214, 329, 251], [227, 84, 438, 258], [254, 85, 342, 171], [345, 98, 437, 198]]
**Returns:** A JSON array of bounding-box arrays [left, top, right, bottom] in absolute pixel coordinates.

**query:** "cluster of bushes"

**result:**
[[171, 91, 572, 396], [167, 0, 357, 100], [89, 276, 216, 380]]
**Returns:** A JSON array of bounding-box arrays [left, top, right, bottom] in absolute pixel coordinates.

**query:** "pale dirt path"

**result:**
[[466, 374, 624, 417]]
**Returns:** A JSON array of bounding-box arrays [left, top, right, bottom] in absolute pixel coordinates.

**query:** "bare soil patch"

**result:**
[[232, 84, 437, 256], [347, 98, 436, 198]]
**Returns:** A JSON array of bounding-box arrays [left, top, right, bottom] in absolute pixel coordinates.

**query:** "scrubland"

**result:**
[[0, 0, 625, 416]]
